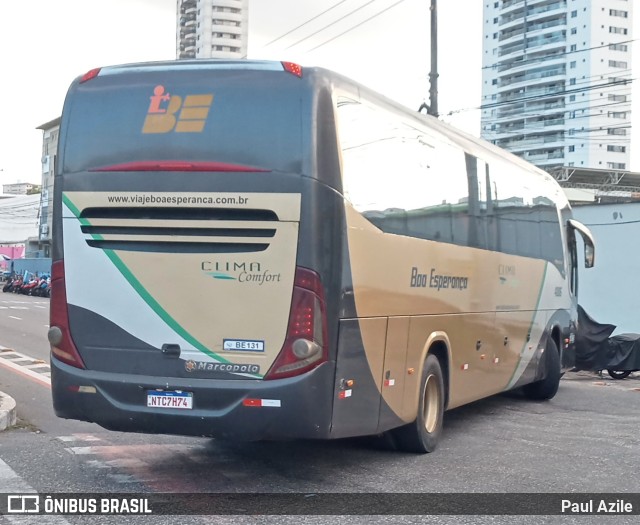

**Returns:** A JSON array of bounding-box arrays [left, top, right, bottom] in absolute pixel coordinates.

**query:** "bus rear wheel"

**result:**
[[393, 354, 444, 453], [523, 338, 560, 400]]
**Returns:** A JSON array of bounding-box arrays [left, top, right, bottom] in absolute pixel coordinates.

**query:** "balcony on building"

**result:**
[[497, 46, 565, 75], [525, 1, 567, 23], [497, 132, 565, 153], [525, 15, 567, 40], [498, 66, 566, 94], [501, 0, 526, 16], [498, 1, 566, 31], [524, 147, 565, 163]]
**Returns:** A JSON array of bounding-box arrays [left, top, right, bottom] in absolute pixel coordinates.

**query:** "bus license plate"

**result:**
[[147, 390, 193, 410]]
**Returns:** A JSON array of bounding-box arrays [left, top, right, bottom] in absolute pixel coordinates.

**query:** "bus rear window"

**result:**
[[60, 70, 303, 175]]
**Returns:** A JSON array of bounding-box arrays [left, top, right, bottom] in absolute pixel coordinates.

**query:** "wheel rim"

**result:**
[[422, 374, 440, 434]]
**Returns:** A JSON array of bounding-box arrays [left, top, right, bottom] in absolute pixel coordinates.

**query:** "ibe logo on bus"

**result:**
[[142, 85, 214, 134]]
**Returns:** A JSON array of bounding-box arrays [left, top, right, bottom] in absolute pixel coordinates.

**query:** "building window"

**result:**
[[568, 146, 575, 152], [609, 26, 628, 35], [569, 78, 576, 85], [569, 95, 576, 102], [609, 43, 628, 51], [609, 60, 627, 68], [609, 10, 628, 18], [607, 145, 626, 153], [607, 162, 626, 169], [608, 111, 627, 118], [607, 128, 626, 136], [570, 61, 576, 68], [570, 44, 577, 51], [570, 27, 577, 34], [609, 94, 627, 102], [609, 77, 628, 85]]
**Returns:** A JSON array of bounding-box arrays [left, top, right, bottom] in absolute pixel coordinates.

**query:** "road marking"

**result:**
[[61, 441, 209, 491], [0, 459, 72, 524], [0, 346, 51, 387], [8, 316, 22, 320]]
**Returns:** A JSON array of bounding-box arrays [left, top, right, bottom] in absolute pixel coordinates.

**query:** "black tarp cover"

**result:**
[[575, 305, 640, 371], [605, 334, 640, 370]]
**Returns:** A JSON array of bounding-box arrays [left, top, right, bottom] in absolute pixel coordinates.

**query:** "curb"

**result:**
[[0, 390, 17, 431]]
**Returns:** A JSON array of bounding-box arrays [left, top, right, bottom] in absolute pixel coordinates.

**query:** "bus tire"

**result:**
[[393, 354, 444, 453], [523, 338, 561, 400]]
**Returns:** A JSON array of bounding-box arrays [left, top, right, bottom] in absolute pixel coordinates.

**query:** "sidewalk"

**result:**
[[0, 390, 17, 431]]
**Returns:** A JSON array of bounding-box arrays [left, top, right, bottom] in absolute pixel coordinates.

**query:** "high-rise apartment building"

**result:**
[[481, 0, 633, 172], [176, 0, 248, 59]]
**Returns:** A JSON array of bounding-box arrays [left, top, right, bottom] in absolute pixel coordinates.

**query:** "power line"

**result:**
[[459, 77, 636, 115], [261, 0, 350, 48], [284, 0, 383, 50], [479, 68, 634, 105], [307, 0, 409, 53]]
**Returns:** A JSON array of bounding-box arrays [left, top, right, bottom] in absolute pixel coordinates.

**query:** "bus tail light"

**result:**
[[264, 267, 327, 380], [80, 67, 101, 83], [49, 261, 86, 369], [281, 62, 303, 78]]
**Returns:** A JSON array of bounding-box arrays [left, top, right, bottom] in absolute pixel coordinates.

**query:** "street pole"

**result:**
[[428, 0, 439, 117]]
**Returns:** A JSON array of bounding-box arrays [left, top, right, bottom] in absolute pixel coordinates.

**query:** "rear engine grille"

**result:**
[[78, 207, 278, 253]]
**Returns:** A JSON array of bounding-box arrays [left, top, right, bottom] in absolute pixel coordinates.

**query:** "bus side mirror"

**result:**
[[584, 243, 594, 268], [567, 219, 595, 268]]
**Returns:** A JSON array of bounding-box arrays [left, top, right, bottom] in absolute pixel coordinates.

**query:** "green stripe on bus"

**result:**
[[62, 193, 93, 230], [63, 194, 263, 378], [506, 261, 548, 388]]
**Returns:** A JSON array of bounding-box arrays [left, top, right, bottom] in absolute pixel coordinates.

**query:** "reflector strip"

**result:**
[[384, 379, 395, 387], [338, 389, 352, 399], [242, 398, 281, 407], [461, 364, 469, 370]]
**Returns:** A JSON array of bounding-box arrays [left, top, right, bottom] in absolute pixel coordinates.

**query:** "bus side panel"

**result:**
[[330, 318, 387, 438], [378, 316, 411, 427], [501, 262, 572, 391]]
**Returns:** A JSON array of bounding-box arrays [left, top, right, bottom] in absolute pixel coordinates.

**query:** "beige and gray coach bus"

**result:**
[[49, 60, 594, 453]]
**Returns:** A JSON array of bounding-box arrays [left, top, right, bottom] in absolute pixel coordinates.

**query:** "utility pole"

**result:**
[[418, 0, 439, 117], [428, 0, 438, 117]]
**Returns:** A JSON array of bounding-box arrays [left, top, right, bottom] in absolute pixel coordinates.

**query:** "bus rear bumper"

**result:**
[[51, 357, 335, 441]]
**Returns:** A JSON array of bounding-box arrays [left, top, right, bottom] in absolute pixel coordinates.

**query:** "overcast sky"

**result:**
[[0, 0, 637, 184]]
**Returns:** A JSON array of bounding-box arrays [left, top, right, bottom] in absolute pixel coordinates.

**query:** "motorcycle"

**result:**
[[574, 306, 640, 380], [33, 277, 50, 298], [20, 277, 40, 296], [3, 276, 23, 293]]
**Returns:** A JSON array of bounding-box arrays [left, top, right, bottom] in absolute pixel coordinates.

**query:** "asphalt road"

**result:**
[[0, 293, 639, 524]]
